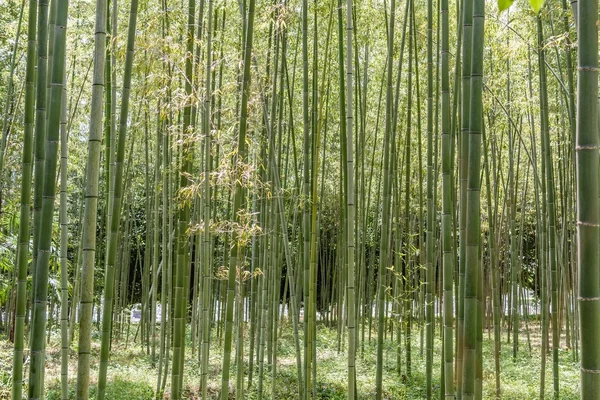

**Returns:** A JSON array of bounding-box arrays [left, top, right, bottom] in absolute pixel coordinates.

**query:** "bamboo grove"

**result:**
[[0, 0, 598, 398]]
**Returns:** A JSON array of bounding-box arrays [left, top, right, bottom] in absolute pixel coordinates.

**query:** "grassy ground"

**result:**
[[0, 319, 580, 399]]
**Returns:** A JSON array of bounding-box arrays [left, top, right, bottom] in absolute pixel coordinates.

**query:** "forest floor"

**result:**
[[0, 319, 580, 399]]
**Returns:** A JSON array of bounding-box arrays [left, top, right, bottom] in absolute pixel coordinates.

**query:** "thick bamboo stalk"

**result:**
[[75, 0, 107, 395], [28, 0, 69, 396], [11, 0, 38, 396], [461, 0, 484, 397], [457, 0, 473, 394], [537, 16, 560, 397], [59, 49, 69, 400], [425, 0, 435, 395], [200, 1, 214, 398], [170, 0, 195, 394], [376, 0, 396, 397], [344, 0, 356, 397], [575, 0, 600, 397], [440, 0, 454, 396], [97, 0, 140, 396]]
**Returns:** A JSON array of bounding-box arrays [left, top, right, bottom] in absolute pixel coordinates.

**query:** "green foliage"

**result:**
[[498, 0, 515, 12], [0, 361, 12, 399], [46, 378, 154, 400], [498, 0, 544, 13], [529, 0, 545, 13], [0, 231, 16, 304]]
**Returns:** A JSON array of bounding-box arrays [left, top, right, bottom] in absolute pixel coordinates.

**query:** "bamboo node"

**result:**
[[580, 367, 600, 374], [577, 221, 600, 227], [578, 297, 600, 301], [576, 145, 600, 150], [578, 66, 600, 72]]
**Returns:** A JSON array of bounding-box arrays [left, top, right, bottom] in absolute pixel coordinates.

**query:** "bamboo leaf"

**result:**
[[498, 0, 514, 12], [529, 0, 544, 13]]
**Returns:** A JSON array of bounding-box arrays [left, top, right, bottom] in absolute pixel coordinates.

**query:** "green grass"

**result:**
[[0, 318, 580, 399]]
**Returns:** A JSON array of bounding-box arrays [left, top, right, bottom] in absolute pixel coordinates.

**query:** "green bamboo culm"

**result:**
[[457, 0, 473, 394], [576, 0, 600, 397], [307, 0, 333, 394], [536, 14, 560, 398], [404, 1, 415, 376], [105, 0, 117, 281], [255, 21, 304, 395], [150, 96, 161, 366], [376, 0, 395, 397], [30, 0, 49, 330], [27, 0, 70, 397], [301, 0, 311, 395], [75, 0, 107, 396], [344, 0, 356, 398], [171, 0, 196, 395], [200, 1, 214, 398], [220, 0, 256, 398], [28, 0, 49, 389], [425, 0, 435, 396], [11, 0, 38, 396], [508, 42, 518, 363], [59, 46, 69, 400], [104, 0, 112, 246], [440, 0, 454, 395], [97, 0, 139, 397], [461, 0, 483, 397], [154, 5, 171, 394]]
